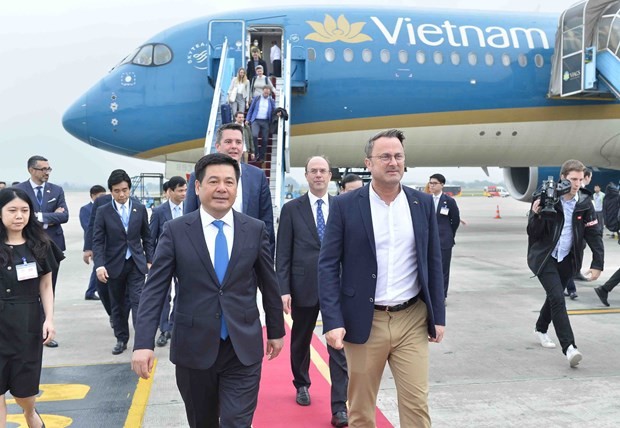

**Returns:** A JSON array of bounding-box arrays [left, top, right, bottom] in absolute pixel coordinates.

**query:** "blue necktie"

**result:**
[[213, 220, 229, 339], [316, 199, 326, 242], [173, 205, 181, 219], [121, 204, 131, 259], [35, 186, 43, 207]]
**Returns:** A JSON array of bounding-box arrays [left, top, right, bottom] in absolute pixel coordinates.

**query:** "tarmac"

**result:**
[[7, 192, 620, 427]]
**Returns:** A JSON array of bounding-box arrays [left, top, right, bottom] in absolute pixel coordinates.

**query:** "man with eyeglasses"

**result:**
[[276, 156, 349, 427], [428, 173, 460, 302], [16, 155, 69, 348], [318, 129, 445, 427]]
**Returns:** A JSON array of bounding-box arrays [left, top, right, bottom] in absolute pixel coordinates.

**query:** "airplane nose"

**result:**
[[62, 95, 88, 143]]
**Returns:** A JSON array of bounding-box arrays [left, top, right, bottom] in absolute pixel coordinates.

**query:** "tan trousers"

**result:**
[[344, 299, 430, 428]]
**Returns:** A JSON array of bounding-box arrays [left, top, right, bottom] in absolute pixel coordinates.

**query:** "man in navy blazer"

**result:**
[[93, 169, 154, 355], [132, 154, 284, 427], [246, 86, 276, 162], [15, 155, 69, 348], [185, 123, 275, 255], [318, 129, 445, 427], [79, 185, 107, 300], [149, 175, 187, 347], [428, 173, 460, 300]]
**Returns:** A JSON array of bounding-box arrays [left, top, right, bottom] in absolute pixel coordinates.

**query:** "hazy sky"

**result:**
[[0, 0, 571, 186]]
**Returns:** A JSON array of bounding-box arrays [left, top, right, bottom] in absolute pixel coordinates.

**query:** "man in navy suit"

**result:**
[[93, 169, 154, 355], [149, 176, 187, 347], [132, 153, 284, 427], [16, 155, 69, 348], [246, 86, 276, 162], [277, 156, 349, 427], [318, 129, 445, 427], [428, 173, 460, 300], [185, 122, 275, 255], [80, 185, 106, 300]]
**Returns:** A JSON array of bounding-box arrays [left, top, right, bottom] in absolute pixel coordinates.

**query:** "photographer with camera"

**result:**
[[527, 160, 604, 367]]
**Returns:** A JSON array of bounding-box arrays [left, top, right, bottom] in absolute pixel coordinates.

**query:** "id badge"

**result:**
[[440, 206, 450, 215], [16, 261, 38, 281]]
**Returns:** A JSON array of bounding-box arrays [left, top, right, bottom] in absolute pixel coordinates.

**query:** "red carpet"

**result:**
[[254, 323, 393, 427]]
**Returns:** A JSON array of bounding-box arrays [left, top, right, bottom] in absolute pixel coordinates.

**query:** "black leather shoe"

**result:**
[[112, 341, 127, 355], [156, 332, 169, 347], [563, 291, 570, 297], [331, 411, 348, 427], [45, 339, 58, 348], [85, 294, 100, 300], [296, 386, 311, 406], [569, 292, 578, 300], [595, 286, 610, 307], [574, 273, 588, 281]]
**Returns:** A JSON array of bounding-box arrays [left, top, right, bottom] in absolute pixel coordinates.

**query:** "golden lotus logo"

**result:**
[[305, 14, 372, 43]]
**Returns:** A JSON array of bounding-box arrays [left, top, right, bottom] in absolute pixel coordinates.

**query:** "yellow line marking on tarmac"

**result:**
[[6, 414, 73, 428], [568, 308, 620, 315], [6, 384, 90, 404], [283, 313, 332, 385], [124, 358, 158, 428]]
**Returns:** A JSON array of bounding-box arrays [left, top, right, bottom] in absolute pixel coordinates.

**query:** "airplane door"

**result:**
[[208, 20, 245, 73]]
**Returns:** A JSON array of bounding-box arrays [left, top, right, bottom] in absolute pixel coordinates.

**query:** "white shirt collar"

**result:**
[[369, 182, 403, 205], [29, 179, 44, 190], [200, 206, 235, 229], [307, 191, 328, 207]]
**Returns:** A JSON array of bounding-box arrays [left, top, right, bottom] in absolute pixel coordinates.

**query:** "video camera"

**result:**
[[533, 176, 572, 216]]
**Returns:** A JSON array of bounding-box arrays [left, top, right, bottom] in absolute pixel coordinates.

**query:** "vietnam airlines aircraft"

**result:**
[[62, 3, 620, 202]]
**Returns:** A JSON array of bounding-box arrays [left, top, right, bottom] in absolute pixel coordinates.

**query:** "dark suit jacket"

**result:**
[[246, 95, 275, 123], [318, 185, 445, 344], [92, 200, 154, 278], [133, 210, 285, 369], [84, 195, 139, 251], [184, 165, 275, 255], [435, 193, 460, 249], [15, 181, 69, 251], [79, 202, 92, 234], [246, 58, 268, 81], [149, 201, 173, 248], [276, 193, 331, 307]]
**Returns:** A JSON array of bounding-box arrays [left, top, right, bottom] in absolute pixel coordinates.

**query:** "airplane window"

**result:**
[[502, 53, 511, 67], [362, 49, 372, 62], [133, 45, 153, 66], [416, 50, 426, 64], [153, 44, 172, 66], [344, 48, 354, 62], [485, 53, 494, 66], [308, 48, 316, 62], [380, 49, 390, 63], [468, 52, 477, 66], [433, 51, 443, 65], [325, 48, 336, 62], [518, 53, 528, 67], [534, 54, 544, 68], [398, 50, 408, 64], [450, 52, 460, 65]]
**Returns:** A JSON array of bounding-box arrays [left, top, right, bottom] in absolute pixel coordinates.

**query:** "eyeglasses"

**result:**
[[32, 167, 52, 173], [307, 168, 330, 175], [368, 153, 405, 163], [428, 181, 442, 185]]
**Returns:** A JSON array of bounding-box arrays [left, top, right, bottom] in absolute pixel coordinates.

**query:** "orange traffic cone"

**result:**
[[494, 205, 501, 219]]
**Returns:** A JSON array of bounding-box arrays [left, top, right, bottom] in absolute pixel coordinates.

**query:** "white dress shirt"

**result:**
[[271, 44, 281, 62], [232, 166, 243, 213], [29, 179, 46, 225], [200, 207, 234, 266], [169, 201, 184, 219], [433, 192, 442, 212], [369, 184, 420, 305], [307, 191, 329, 225]]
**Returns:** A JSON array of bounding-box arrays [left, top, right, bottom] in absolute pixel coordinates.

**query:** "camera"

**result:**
[[533, 176, 572, 216]]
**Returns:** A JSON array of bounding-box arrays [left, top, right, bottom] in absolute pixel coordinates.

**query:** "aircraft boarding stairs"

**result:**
[[203, 39, 295, 221], [549, 0, 620, 100]]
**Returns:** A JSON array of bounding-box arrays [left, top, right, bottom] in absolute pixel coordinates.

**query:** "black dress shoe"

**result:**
[[156, 332, 169, 347], [85, 294, 100, 300], [595, 286, 610, 307], [112, 341, 127, 355], [45, 339, 58, 348], [296, 386, 311, 406], [331, 411, 348, 427], [569, 292, 578, 300]]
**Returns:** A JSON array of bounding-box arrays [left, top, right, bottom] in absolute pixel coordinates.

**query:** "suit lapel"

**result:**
[[358, 186, 376, 258], [185, 212, 219, 285], [299, 194, 321, 245], [41, 184, 52, 211], [222, 211, 247, 287], [241, 164, 250, 214], [161, 202, 173, 222], [405, 188, 425, 251]]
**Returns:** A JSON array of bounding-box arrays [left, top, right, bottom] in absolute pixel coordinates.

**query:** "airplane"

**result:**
[[62, 1, 620, 207]]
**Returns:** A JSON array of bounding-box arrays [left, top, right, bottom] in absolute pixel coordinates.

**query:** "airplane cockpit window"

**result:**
[[325, 48, 335, 62], [468, 52, 477, 66], [133, 45, 154, 66], [362, 49, 372, 62], [485, 53, 494, 66], [534, 54, 544, 68], [518, 53, 528, 67], [433, 51, 443, 65], [154, 44, 173, 65], [450, 52, 460, 66], [343, 48, 354, 62], [398, 50, 408, 64], [115, 47, 140, 69], [416, 50, 426, 64], [380, 49, 390, 63], [308, 48, 316, 61], [501, 53, 511, 67]]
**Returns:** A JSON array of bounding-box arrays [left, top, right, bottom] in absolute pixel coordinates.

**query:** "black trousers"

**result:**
[[441, 247, 452, 298], [535, 256, 576, 354], [602, 266, 620, 292], [272, 60, 281, 77], [176, 339, 261, 428], [108, 258, 144, 343], [291, 304, 348, 414]]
